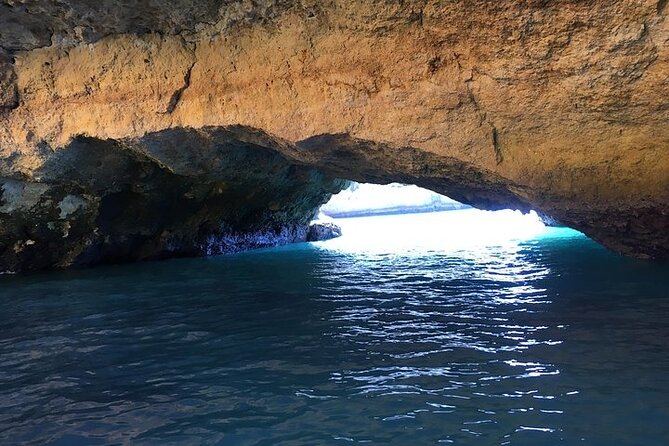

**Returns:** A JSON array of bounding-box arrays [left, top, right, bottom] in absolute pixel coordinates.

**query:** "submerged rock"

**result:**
[[307, 222, 343, 242]]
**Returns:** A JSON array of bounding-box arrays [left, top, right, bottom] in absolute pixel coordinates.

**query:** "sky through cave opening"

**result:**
[[310, 182, 577, 254]]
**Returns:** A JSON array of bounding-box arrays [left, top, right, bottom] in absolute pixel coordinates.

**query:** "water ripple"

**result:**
[[0, 212, 668, 444]]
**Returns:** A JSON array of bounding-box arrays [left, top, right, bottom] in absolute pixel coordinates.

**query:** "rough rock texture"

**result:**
[[0, 0, 668, 269], [307, 221, 342, 242], [0, 126, 346, 271]]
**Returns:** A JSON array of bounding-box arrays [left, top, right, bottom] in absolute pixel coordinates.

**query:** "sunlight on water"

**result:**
[[316, 209, 549, 255], [0, 210, 667, 445]]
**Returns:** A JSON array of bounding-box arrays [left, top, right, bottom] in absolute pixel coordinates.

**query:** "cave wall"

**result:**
[[0, 126, 346, 272], [0, 0, 668, 269]]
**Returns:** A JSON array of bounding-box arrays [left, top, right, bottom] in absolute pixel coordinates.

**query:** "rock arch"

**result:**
[[1, 0, 667, 271], [1, 123, 666, 272]]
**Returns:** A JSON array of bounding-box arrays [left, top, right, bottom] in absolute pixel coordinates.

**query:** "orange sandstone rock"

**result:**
[[0, 0, 667, 267]]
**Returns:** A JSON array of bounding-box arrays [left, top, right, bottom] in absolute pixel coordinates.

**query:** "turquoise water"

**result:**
[[1, 210, 668, 445]]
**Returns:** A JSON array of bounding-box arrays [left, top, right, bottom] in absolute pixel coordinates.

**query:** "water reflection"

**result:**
[[302, 213, 567, 444], [0, 211, 667, 445]]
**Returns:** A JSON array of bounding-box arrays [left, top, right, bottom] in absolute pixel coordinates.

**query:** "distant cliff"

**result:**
[[320, 183, 470, 218]]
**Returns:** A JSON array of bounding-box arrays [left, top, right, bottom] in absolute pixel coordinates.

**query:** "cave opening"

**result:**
[[1, 125, 664, 273], [1, 2, 668, 443], [308, 182, 575, 254]]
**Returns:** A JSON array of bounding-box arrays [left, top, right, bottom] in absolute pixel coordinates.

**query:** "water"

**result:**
[[1, 209, 668, 445]]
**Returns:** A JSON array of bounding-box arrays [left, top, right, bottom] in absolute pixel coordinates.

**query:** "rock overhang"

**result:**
[[0, 0, 667, 270]]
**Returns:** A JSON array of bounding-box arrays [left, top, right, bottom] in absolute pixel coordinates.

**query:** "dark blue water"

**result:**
[[1, 210, 668, 445]]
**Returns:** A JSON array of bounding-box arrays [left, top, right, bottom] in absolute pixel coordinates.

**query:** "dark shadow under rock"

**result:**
[[0, 126, 347, 272]]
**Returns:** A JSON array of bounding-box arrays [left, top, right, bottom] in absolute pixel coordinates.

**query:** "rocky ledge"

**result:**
[[307, 222, 343, 242], [0, 126, 347, 272], [0, 0, 668, 271]]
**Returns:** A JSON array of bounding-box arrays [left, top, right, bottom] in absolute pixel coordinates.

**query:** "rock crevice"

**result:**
[[163, 60, 196, 115]]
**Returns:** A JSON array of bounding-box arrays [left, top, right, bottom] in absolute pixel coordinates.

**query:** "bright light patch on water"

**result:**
[[315, 209, 548, 255], [314, 181, 550, 254]]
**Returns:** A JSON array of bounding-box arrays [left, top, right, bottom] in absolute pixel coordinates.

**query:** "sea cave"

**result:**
[[0, 1, 668, 444]]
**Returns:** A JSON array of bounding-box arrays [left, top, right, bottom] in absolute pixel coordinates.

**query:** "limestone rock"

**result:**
[[0, 50, 18, 110], [0, 0, 667, 269], [307, 222, 342, 242], [0, 127, 347, 272]]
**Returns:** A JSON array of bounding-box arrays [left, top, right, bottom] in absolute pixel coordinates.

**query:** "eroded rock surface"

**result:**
[[0, 0, 668, 270], [0, 127, 346, 271], [307, 222, 342, 242]]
